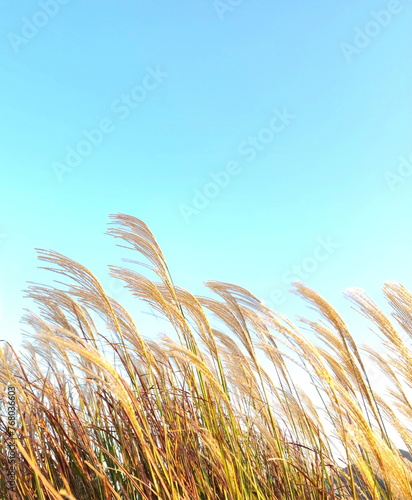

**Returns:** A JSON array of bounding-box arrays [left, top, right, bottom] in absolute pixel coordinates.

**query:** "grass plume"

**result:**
[[1, 214, 412, 499]]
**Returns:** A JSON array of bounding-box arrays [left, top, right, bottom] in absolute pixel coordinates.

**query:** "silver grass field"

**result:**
[[1, 214, 412, 499]]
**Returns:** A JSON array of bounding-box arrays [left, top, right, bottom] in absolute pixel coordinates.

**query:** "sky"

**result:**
[[0, 0, 411, 352]]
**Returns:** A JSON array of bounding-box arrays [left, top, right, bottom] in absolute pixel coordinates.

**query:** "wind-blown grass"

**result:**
[[1, 214, 412, 499]]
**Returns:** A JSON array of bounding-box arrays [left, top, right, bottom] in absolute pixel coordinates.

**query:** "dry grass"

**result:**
[[1, 214, 412, 499]]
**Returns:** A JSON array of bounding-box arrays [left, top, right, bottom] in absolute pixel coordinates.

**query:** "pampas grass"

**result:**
[[1, 214, 412, 499]]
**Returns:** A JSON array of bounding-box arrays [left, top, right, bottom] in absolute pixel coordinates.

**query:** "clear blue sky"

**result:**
[[0, 0, 411, 347]]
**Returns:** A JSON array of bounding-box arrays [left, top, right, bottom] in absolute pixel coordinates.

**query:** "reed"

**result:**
[[0, 214, 411, 499]]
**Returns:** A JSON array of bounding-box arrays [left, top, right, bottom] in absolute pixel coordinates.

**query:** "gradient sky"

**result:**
[[0, 0, 411, 349]]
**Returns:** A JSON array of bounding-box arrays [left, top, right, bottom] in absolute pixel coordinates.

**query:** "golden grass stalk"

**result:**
[[0, 214, 411, 499]]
